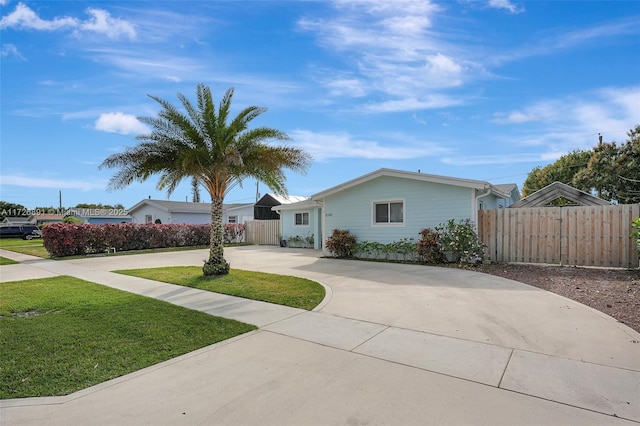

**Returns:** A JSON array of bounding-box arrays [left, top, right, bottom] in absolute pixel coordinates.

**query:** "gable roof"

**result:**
[[1, 216, 33, 224], [510, 182, 610, 208], [311, 168, 515, 199], [128, 199, 211, 214], [255, 193, 308, 207], [223, 203, 254, 212]]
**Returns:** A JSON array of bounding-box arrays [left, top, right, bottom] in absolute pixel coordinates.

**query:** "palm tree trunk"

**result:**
[[203, 196, 229, 276]]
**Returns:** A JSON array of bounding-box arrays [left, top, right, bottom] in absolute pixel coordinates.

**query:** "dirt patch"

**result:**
[[473, 263, 640, 333]]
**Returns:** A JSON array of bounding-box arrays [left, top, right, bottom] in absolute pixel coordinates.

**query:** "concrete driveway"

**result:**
[[1, 246, 639, 425]]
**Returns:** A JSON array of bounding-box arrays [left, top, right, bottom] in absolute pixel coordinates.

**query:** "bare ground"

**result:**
[[474, 263, 640, 333]]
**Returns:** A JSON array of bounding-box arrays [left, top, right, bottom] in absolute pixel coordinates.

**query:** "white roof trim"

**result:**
[[272, 199, 321, 212]]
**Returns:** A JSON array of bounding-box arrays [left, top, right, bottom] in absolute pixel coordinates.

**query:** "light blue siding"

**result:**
[[280, 208, 319, 243], [87, 217, 132, 224], [478, 193, 515, 210], [322, 176, 476, 244], [171, 212, 211, 224]]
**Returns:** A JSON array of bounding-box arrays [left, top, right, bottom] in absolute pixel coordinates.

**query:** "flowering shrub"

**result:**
[[43, 223, 213, 257], [435, 219, 485, 263], [223, 223, 245, 244], [325, 229, 357, 258]]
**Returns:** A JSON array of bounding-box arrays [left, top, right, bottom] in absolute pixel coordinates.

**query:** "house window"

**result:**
[[228, 215, 237, 224], [294, 212, 309, 226], [145, 214, 153, 223], [374, 201, 404, 224]]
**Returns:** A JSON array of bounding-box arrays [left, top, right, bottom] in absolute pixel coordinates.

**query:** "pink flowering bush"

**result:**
[[43, 223, 213, 257], [223, 223, 245, 243]]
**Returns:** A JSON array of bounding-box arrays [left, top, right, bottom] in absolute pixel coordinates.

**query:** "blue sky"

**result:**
[[1, 0, 639, 210]]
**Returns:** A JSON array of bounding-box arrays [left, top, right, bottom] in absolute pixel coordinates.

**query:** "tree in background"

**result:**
[[191, 178, 201, 203], [100, 84, 311, 276], [522, 125, 640, 204], [75, 203, 125, 209], [522, 150, 592, 197], [574, 125, 640, 204], [0, 202, 28, 220]]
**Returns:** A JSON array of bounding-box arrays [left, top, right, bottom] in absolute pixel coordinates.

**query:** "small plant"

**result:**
[[435, 219, 485, 263], [416, 228, 444, 263], [305, 233, 314, 247], [287, 235, 303, 247], [325, 229, 357, 258]]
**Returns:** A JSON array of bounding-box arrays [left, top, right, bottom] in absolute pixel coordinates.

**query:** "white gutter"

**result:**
[[474, 186, 493, 224]]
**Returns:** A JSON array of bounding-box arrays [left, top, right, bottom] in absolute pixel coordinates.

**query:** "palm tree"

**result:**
[[100, 84, 311, 275]]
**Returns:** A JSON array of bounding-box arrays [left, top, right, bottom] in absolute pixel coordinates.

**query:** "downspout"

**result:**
[[475, 186, 493, 223]]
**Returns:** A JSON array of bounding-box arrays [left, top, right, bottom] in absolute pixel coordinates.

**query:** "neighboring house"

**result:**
[[510, 181, 610, 208], [223, 203, 254, 224], [82, 213, 132, 224], [274, 168, 519, 252], [128, 199, 212, 224], [255, 193, 308, 220], [2, 216, 35, 225], [33, 214, 65, 226]]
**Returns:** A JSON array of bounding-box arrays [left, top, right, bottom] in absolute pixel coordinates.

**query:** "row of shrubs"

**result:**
[[283, 234, 314, 248], [42, 223, 245, 257], [325, 219, 485, 264]]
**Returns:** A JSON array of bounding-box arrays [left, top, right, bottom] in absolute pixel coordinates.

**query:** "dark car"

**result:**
[[0, 224, 42, 240]]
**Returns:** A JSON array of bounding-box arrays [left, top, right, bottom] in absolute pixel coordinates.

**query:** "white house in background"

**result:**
[[128, 199, 258, 224], [2, 216, 35, 225], [128, 199, 212, 224], [273, 168, 520, 252], [223, 203, 254, 224]]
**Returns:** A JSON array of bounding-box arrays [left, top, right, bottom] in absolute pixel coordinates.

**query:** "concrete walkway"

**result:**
[[1, 246, 639, 425]]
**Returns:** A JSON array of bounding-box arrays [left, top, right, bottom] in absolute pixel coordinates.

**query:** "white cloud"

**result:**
[[0, 43, 25, 60], [493, 87, 640, 132], [78, 8, 136, 40], [0, 175, 105, 191], [298, 1, 481, 110], [0, 3, 77, 30], [478, 86, 640, 167], [0, 3, 136, 40], [95, 112, 148, 135], [289, 129, 445, 161], [487, 0, 524, 14], [364, 95, 463, 112], [442, 153, 544, 166], [324, 76, 368, 97], [0, 0, 10, 6]]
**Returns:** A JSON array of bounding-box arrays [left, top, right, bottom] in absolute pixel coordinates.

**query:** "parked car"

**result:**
[[0, 224, 42, 240]]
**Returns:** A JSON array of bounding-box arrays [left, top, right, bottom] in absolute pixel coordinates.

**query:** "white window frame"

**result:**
[[228, 215, 237, 224], [372, 200, 405, 226], [294, 211, 310, 226], [145, 214, 153, 224]]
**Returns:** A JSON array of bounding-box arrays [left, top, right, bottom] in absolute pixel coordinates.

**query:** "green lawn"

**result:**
[[0, 238, 48, 258], [0, 256, 19, 265], [0, 276, 256, 399], [117, 267, 325, 311]]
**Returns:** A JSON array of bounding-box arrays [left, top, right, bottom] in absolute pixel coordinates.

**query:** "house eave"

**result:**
[[311, 168, 489, 200]]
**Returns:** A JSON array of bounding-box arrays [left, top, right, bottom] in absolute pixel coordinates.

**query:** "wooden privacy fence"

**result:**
[[245, 219, 280, 245], [478, 204, 640, 268]]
